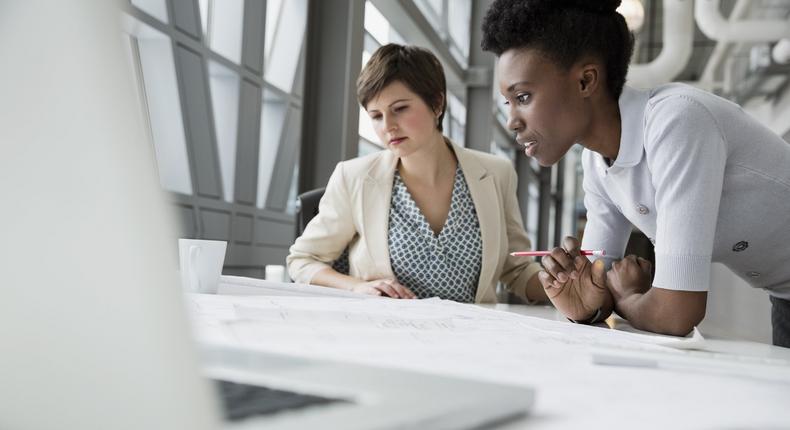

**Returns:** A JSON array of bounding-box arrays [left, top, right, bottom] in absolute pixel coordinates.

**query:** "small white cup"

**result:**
[[178, 239, 227, 294], [265, 264, 286, 283]]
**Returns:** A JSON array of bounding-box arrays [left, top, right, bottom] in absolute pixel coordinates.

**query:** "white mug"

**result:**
[[178, 239, 227, 294], [265, 264, 286, 283]]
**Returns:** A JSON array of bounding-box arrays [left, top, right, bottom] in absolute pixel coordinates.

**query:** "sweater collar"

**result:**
[[608, 86, 649, 171]]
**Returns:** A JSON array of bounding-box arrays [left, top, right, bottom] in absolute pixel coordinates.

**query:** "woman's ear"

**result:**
[[434, 94, 445, 117], [578, 64, 600, 97]]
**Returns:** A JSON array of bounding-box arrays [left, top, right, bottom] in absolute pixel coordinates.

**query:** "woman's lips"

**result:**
[[389, 137, 407, 145], [522, 140, 538, 156]]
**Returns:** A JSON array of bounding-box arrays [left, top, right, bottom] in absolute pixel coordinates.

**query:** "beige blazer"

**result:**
[[286, 140, 541, 303]]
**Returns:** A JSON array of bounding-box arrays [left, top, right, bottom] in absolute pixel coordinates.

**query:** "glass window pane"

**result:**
[[286, 152, 300, 215], [199, 0, 245, 63], [364, 2, 405, 47], [264, 0, 284, 62], [257, 90, 288, 208], [123, 18, 192, 195], [365, 2, 391, 45], [361, 33, 379, 68], [450, 119, 465, 146], [527, 182, 539, 247], [283, 113, 302, 215], [490, 140, 515, 161], [495, 103, 509, 130], [130, 0, 169, 23], [358, 106, 380, 144], [292, 49, 306, 98], [265, 0, 308, 92], [447, 92, 466, 146], [448, 92, 467, 122], [414, 0, 442, 28], [548, 202, 556, 246], [207, 61, 240, 202], [447, 0, 471, 61]]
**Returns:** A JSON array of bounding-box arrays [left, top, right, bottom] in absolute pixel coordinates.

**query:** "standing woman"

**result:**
[[287, 44, 546, 304], [481, 0, 790, 344]]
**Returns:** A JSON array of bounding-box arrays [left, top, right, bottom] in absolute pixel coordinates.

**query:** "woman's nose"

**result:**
[[384, 114, 397, 132], [506, 111, 524, 133]]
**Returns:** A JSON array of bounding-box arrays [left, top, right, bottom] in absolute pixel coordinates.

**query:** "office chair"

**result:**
[[295, 187, 349, 275], [296, 187, 326, 237]]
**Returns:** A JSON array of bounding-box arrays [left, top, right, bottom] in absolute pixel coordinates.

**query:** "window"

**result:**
[[359, 106, 380, 145], [446, 92, 466, 146], [131, 0, 168, 22], [527, 182, 540, 247], [199, 0, 245, 64], [123, 16, 192, 195], [414, 0, 442, 28], [264, 0, 308, 92], [490, 141, 515, 162], [207, 61, 241, 202], [257, 90, 288, 209], [413, 0, 472, 66], [447, 0, 471, 64], [364, 2, 405, 46]]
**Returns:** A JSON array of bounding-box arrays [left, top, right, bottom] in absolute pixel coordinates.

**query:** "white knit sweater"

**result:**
[[581, 84, 790, 299]]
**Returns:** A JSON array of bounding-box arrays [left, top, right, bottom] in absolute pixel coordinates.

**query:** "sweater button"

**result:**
[[732, 241, 749, 252], [637, 204, 649, 215]]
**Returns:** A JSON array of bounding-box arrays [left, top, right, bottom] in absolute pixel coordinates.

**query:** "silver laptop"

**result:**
[[0, 2, 533, 429], [203, 346, 531, 430]]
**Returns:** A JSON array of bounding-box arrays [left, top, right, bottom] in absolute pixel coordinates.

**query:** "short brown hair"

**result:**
[[357, 44, 447, 131]]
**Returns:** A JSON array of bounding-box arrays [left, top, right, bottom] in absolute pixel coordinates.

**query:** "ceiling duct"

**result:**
[[696, 0, 790, 43], [627, 0, 694, 88]]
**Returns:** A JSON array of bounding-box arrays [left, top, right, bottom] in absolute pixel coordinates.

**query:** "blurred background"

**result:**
[[121, 0, 790, 342]]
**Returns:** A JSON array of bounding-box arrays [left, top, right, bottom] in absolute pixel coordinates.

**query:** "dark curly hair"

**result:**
[[481, 0, 634, 99]]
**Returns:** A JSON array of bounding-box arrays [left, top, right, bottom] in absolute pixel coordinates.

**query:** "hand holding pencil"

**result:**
[[511, 249, 605, 257], [530, 236, 612, 324]]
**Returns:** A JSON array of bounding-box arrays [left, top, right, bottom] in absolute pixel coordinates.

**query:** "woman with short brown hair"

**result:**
[[287, 44, 546, 304]]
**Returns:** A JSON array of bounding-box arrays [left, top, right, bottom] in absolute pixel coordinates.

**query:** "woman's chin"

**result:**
[[535, 154, 559, 167]]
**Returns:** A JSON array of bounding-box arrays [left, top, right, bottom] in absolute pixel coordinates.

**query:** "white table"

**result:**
[[199, 277, 790, 429], [486, 302, 790, 361]]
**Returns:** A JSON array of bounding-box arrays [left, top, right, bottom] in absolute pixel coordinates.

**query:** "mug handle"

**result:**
[[188, 245, 201, 292]]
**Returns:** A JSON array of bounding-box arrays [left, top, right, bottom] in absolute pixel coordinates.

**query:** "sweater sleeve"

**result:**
[[644, 95, 727, 291], [580, 150, 632, 268]]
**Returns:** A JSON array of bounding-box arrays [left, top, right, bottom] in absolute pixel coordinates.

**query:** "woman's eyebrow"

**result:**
[[387, 98, 411, 107], [368, 98, 412, 113], [506, 81, 533, 92]]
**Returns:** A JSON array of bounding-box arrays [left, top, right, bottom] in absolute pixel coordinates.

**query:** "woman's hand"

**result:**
[[350, 278, 417, 299], [606, 255, 652, 305], [538, 236, 610, 321]]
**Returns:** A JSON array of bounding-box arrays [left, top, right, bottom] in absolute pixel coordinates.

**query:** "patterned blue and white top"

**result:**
[[388, 166, 482, 303]]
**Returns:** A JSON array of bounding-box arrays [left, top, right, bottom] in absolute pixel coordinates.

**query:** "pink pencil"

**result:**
[[510, 250, 606, 257]]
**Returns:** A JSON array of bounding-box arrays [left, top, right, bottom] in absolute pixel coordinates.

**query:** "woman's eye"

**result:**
[[393, 105, 407, 112], [516, 93, 531, 104], [370, 114, 381, 121]]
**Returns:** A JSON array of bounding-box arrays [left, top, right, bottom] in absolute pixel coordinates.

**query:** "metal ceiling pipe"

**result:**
[[627, 0, 694, 88], [696, 0, 790, 43], [697, 0, 751, 89]]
